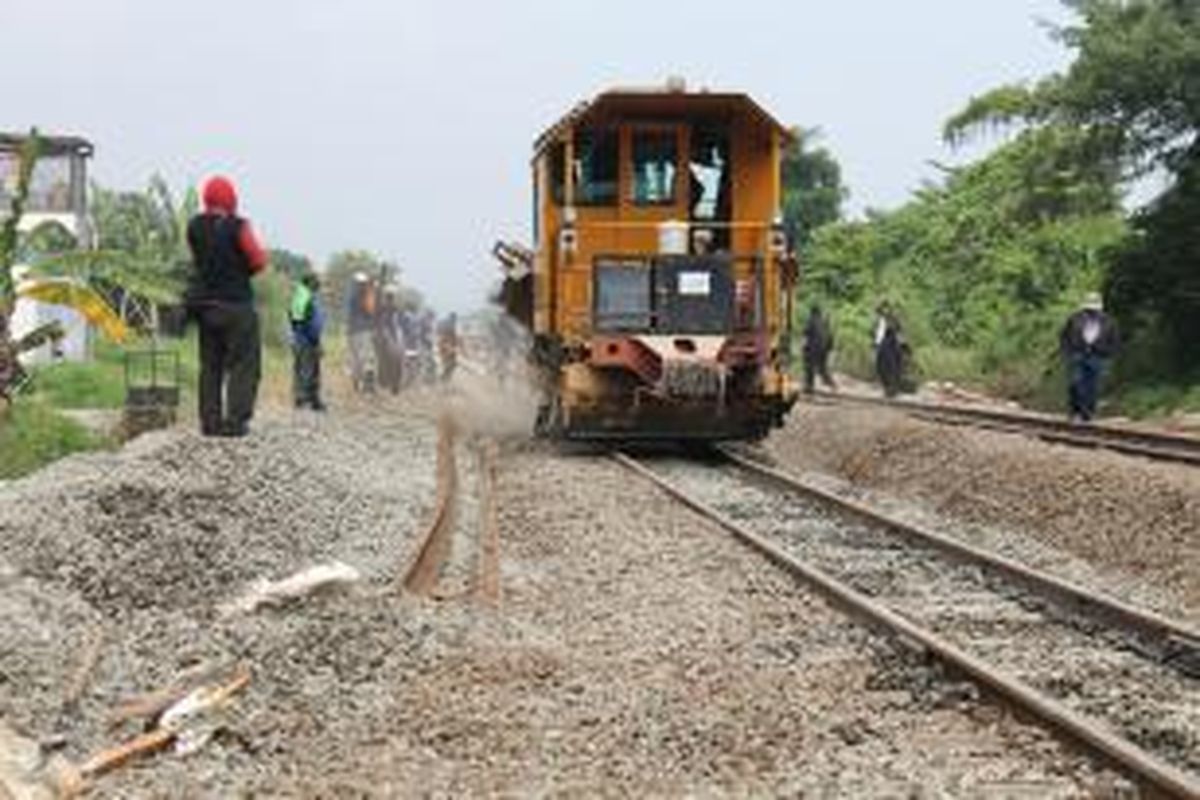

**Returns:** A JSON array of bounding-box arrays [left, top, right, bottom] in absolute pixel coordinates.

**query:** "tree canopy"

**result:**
[[780, 128, 847, 251], [944, 0, 1200, 378], [806, 113, 1126, 398]]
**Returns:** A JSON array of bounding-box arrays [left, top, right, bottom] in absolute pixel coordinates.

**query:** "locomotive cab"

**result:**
[[516, 85, 799, 440]]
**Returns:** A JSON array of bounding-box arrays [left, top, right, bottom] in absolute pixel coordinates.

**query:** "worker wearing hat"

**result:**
[[185, 176, 268, 437], [345, 272, 377, 393], [1059, 291, 1119, 422]]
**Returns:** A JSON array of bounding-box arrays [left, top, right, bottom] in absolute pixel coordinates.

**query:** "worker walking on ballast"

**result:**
[[1060, 291, 1119, 423], [802, 303, 837, 395], [874, 302, 907, 399], [185, 176, 268, 437]]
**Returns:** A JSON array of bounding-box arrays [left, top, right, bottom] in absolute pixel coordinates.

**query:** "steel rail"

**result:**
[[402, 414, 459, 595], [721, 447, 1200, 665], [474, 439, 502, 606], [811, 392, 1200, 467], [614, 452, 1200, 799]]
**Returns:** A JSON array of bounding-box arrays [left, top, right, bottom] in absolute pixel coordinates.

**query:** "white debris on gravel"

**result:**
[[765, 403, 1200, 624], [218, 561, 362, 618]]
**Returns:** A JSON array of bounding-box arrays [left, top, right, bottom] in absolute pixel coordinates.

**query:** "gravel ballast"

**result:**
[[0, 404, 1134, 795], [650, 456, 1200, 778], [765, 402, 1200, 624], [339, 446, 1124, 796], [0, 408, 447, 795]]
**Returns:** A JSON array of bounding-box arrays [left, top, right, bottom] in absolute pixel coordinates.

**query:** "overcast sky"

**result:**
[[3, 1, 1073, 311]]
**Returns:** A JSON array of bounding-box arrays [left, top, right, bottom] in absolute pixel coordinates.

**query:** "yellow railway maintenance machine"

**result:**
[[501, 84, 800, 441]]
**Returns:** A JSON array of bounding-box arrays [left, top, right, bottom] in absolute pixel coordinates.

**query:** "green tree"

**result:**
[[90, 175, 193, 329], [322, 249, 401, 328], [2, 134, 181, 402], [945, 0, 1200, 378], [780, 128, 847, 250], [268, 248, 311, 281], [92, 176, 196, 280], [256, 249, 313, 349], [806, 124, 1125, 398]]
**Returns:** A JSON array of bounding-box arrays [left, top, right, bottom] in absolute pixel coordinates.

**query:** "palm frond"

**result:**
[[17, 279, 131, 343], [14, 320, 64, 353], [18, 218, 79, 261], [26, 249, 184, 304]]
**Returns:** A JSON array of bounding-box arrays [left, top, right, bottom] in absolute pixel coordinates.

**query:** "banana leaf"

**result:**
[[17, 279, 130, 343], [26, 249, 183, 305]]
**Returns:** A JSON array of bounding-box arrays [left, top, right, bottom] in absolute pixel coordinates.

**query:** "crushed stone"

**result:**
[[765, 402, 1200, 624]]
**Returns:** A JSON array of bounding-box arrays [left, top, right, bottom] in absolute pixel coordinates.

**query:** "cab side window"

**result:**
[[573, 129, 618, 206]]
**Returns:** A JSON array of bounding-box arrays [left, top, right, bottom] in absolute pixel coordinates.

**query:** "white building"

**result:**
[[0, 133, 96, 363]]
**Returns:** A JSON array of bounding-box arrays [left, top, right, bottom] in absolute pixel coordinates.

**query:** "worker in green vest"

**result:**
[[290, 269, 326, 411]]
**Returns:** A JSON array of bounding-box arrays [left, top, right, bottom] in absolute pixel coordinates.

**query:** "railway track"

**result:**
[[402, 413, 503, 603], [616, 449, 1200, 798], [811, 391, 1200, 467]]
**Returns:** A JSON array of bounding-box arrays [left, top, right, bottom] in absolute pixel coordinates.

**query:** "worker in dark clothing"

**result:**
[[346, 274, 377, 393], [185, 176, 268, 437], [374, 284, 404, 395], [290, 269, 325, 411], [802, 304, 837, 394], [874, 302, 906, 399], [1060, 291, 1119, 422]]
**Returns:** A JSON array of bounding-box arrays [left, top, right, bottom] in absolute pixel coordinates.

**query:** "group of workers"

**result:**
[[182, 174, 1120, 438], [343, 273, 461, 396], [181, 175, 462, 438], [801, 292, 1119, 422], [800, 301, 908, 398]]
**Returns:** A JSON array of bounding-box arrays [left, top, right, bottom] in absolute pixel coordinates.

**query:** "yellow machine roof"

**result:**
[[535, 87, 793, 154]]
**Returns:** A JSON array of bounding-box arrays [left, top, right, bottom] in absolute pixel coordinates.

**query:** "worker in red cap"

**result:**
[[185, 175, 268, 437]]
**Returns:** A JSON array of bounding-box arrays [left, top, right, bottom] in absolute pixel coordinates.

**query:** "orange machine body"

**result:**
[[510, 86, 799, 440]]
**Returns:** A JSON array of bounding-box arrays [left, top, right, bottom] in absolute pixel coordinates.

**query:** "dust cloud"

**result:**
[[443, 318, 541, 440]]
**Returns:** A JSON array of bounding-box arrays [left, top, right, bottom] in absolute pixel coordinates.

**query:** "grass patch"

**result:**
[[31, 357, 125, 409], [1111, 381, 1200, 419], [0, 400, 109, 480], [28, 336, 205, 411]]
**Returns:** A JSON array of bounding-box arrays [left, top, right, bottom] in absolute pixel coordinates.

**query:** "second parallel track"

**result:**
[[617, 449, 1200, 798], [811, 392, 1200, 467]]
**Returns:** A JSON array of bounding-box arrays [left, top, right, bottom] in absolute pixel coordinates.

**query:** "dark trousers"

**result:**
[[197, 304, 260, 436], [803, 350, 836, 394], [292, 339, 322, 408], [877, 342, 904, 398], [1068, 353, 1103, 421]]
